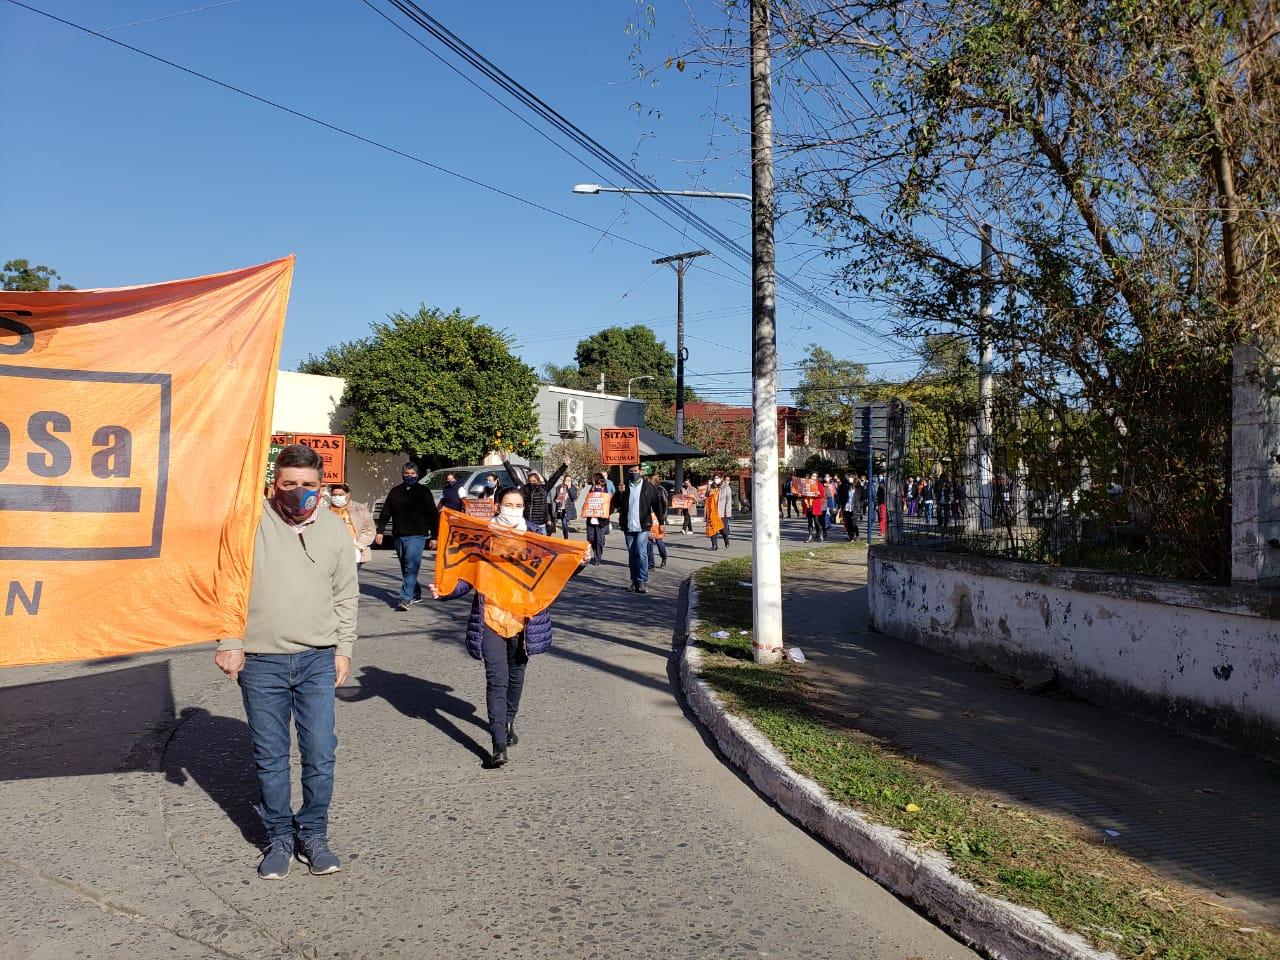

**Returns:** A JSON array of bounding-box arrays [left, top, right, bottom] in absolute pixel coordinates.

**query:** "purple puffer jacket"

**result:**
[[439, 582, 555, 659]]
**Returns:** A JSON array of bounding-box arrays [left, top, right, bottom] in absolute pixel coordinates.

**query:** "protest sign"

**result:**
[[580, 490, 612, 519], [599, 427, 639, 466], [464, 499, 497, 519]]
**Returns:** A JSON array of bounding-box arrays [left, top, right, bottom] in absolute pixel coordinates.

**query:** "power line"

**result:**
[[4, 0, 669, 259], [372, 0, 896, 349]]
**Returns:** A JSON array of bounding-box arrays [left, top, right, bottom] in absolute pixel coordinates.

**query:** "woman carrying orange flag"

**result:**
[[430, 486, 587, 769]]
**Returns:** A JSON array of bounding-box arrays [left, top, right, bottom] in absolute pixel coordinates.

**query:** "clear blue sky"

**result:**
[[5, 0, 908, 404]]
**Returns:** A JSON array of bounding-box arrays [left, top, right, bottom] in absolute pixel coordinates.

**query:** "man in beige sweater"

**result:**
[[214, 444, 358, 880]]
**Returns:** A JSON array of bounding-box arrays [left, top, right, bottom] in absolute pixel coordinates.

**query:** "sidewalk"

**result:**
[[782, 549, 1280, 926]]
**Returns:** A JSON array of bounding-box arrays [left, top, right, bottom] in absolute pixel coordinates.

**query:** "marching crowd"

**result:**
[[215, 445, 912, 883]]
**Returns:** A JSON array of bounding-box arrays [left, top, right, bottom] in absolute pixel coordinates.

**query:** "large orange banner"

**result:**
[[0, 258, 293, 666], [434, 509, 586, 620]]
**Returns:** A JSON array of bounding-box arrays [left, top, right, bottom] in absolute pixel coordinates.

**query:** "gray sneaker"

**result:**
[[296, 836, 342, 875], [258, 837, 293, 880]]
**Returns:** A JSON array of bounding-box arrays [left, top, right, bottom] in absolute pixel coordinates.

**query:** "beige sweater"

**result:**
[[218, 503, 358, 658]]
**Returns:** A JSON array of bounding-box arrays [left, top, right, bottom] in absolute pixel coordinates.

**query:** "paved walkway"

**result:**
[[783, 547, 1280, 925], [1, 520, 976, 959]]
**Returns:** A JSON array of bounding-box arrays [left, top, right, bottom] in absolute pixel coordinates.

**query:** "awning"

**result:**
[[585, 424, 702, 461]]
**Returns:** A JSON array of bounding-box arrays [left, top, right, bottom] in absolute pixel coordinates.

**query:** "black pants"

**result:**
[[481, 626, 527, 749], [586, 523, 607, 561], [843, 509, 860, 540], [681, 508, 692, 533], [786, 495, 800, 517]]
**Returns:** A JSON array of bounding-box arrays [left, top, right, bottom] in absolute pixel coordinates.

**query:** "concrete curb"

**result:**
[[679, 577, 1117, 960]]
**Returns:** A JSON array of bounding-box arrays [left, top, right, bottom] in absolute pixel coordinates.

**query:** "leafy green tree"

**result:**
[[793, 345, 869, 449], [301, 306, 539, 466], [3, 259, 73, 291], [545, 324, 696, 403], [645, 397, 749, 476]]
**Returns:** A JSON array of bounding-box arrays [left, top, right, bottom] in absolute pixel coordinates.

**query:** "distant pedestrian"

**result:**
[[784, 471, 800, 518], [375, 462, 440, 611], [213, 444, 356, 880], [837, 473, 861, 540], [613, 464, 662, 593], [646, 477, 670, 570], [706, 474, 732, 551], [327, 482, 375, 570], [584, 473, 611, 564], [504, 457, 569, 536], [430, 485, 587, 768], [807, 474, 828, 542], [554, 477, 579, 540], [680, 478, 697, 533], [439, 472, 465, 512]]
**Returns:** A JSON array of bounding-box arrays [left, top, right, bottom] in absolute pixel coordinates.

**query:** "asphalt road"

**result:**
[[1, 519, 977, 960]]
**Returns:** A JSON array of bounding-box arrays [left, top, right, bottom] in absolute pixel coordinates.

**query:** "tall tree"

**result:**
[[3, 259, 74, 291], [546, 325, 694, 403], [301, 306, 540, 466], [793, 345, 868, 449], [686, 0, 1280, 578]]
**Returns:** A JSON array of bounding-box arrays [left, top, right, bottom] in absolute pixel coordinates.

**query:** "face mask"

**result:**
[[494, 506, 527, 531], [273, 485, 320, 522], [629, 474, 642, 485], [403, 475, 418, 487], [330, 494, 349, 508]]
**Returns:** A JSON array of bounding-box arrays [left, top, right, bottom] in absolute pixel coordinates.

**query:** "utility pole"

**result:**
[[750, 0, 783, 665], [653, 249, 710, 490], [977, 221, 995, 531]]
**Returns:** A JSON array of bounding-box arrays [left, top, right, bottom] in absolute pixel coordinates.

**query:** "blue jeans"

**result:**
[[395, 534, 426, 604], [647, 534, 668, 566], [623, 530, 650, 586], [238, 648, 338, 842]]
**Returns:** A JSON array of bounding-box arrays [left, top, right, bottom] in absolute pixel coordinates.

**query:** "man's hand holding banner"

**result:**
[[434, 509, 587, 620]]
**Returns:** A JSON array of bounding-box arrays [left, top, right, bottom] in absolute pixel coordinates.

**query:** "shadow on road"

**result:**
[[164, 707, 266, 848], [337, 666, 489, 761]]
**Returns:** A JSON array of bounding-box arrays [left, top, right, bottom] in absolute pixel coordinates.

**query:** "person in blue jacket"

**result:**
[[430, 486, 586, 769]]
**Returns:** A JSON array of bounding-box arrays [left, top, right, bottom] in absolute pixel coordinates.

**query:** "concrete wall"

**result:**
[[534, 385, 645, 465], [868, 545, 1280, 758], [271, 371, 347, 434]]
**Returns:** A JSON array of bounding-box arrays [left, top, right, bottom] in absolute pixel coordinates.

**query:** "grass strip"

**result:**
[[692, 548, 1279, 960]]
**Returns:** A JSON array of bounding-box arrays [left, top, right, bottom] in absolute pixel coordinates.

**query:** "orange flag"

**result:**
[[435, 509, 587, 620], [0, 258, 293, 667], [705, 489, 725, 539]]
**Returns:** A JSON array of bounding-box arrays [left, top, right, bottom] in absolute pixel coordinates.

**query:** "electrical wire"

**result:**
[[4, 0, 670, 259], [373, 0, 896, 348]]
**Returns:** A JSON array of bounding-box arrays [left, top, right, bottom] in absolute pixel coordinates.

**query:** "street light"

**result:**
[[627, 375, 654, 399], [574, 170, 783, 666], [573, 183, 752, 202]]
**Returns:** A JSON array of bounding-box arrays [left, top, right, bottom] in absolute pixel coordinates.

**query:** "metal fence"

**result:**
[[881, 398, 1183, 579]]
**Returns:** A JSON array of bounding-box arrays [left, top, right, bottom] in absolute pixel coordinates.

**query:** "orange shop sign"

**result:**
[[293, 434, 346, 484]]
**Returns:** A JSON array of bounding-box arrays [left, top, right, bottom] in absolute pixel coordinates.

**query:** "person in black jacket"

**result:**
[[438, 473, 465, 512], [612, 464, 663, 594], [375, 462, 440, 611], [503, 457, 569, 535], [646, 477, 671, 570]]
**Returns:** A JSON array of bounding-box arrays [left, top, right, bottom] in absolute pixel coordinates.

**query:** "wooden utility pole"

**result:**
[[653, 249, 710, 491], [750, 0, 783, 665]]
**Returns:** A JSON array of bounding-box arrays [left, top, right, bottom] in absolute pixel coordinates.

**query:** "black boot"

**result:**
[[484, 742, 509, 768], [506, 721, 519, 747]]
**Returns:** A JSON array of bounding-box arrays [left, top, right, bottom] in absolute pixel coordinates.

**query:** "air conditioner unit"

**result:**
[[557, 398, 582, 436]]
